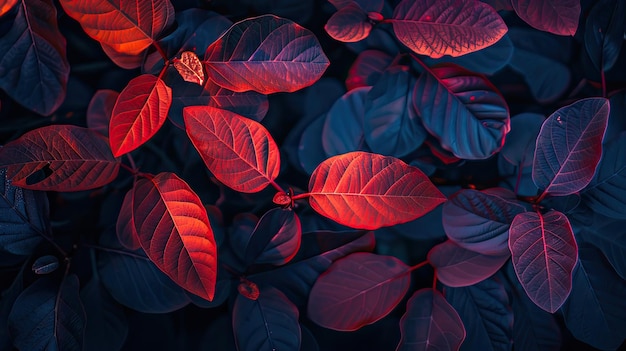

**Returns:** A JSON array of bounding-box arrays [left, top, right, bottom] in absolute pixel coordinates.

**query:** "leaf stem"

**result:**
[[408, 260, 429, 272], [270, 179, 285, 193], [153, 41, 169, 64], [291, 192, 310, 201]]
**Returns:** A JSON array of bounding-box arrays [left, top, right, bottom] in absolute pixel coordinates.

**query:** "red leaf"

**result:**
[[397, 288, 466, 351], [132, 172, 217, 301], [204, 15, 330, 94], [511, 0, 580, 36], [183, 106, 280, 193], [0, 125, 119, 191], [308, 151, 446, 230], [325, 3, 372, 43], [173, 51, 205, 86], [60, 0, 175, 55], [100, 43, 144, 69], [237, 278, 260, 300], [390, 0, 507, 58], [87, 89, 119, 137], [509, 210, 578, 313], [428, 241, 510, 287], [109, 74, 172, 157], [308, 252, 411, 331], [116, 190, 141, 251], [0, 0, 17, 16]]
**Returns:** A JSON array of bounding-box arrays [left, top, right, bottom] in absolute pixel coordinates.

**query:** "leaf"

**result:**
[[412, 63, 510, 160], [0, 0, 17, 16], [322, 87, 371, 157], [428, 240, 510, 287], [0, 0, 69, 115], [298, 114, 328, 175], [511, 0, 580, 36], [31, 255, 59, 275], [508, 210, 577, 313], [532, 97, 610, 197], [325, 3, 372, 43], [116, 189, 141, 251], [184, 105, 280, 193], [445, 279, 513, 351], [100, 42, 145, 69], [584, 0, 625, 72], [390, 0, 507, 58], [500, 113, 545, 168], [244, 208, 302, 266], [442, 188, 528, 255], [233, 285, 301, 351], [364, 67, 427, 157], [87, 89, 119, 137], [345, 49, 394, 90], [204, 15, 330, 94], [0, 168, 48, 255], [0, 125, 120, 191], [308, 252, 411, 331], [59, 0, 175, 55], [577, 215, 626, 279], [132, 172, 217, 301], [8, 275, 85, 351], [109, 74, 172, 157], [308, 151, 446, 230], [173, 51, 205, 86], [330, 0, 383, 12], [396, 288, 465, 351]]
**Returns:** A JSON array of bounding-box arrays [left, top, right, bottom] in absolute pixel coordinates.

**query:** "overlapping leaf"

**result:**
[[509, 210, 577, 313], [184, 106, 280, 193], [244, 208, 302, 266], [345, 49, 393, 90], [80, 278, 129, 351], [204, 15, 330, 94], [87, 89, 119, 137], [532, 98, 610, 197], [0, 0, 17, 16], [109, 74, 172, 157], [585, 0, 625, 72], [322, 87, 371, 157], [391, 0, 507, 58], [325, 3, 372, 43], [173, 51, 205, 86], [132, 172, 217, 301], [511, 0, 580, 36], [0, 125, 120, 191], [116, 190, 141, 250], [308, 151, 446, 230]]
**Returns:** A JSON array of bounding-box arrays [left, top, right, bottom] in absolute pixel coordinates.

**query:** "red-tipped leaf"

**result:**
[[325, 3, 372, 43], [511, 0, 581, 36]]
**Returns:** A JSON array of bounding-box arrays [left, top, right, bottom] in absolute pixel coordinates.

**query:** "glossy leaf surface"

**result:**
[[396, 288, 465, 351], [109, 74, 172, 157], [245, 208, 301, 266], [509, 210, 577, 313], [584, 0, 625, 72], [391, 0, 507, 58], [184, 105, 280, 193], [132, 172, 217, 301], [204, 15, 330, 93], [173, 51, 205, 86], [308, 252, 411, 331], [308, 152, 446, 230], [0, 125, 120, 191], [0, 0, 69, 115], [413, 63, 510, 159], [87, 89, 119, 137], [532, 98, 610, 197], [325, 3, 371, 43], [116, 190, 141, 251], [322, 87, 370, 157], [511, 0, 580, 36]]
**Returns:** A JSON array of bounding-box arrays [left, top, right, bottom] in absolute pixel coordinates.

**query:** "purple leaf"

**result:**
[[244, 208, 302, 266], [325, 3, 372, 43]]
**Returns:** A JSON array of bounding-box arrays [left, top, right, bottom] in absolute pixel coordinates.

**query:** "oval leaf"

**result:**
[[508, 210, 577, 313], [0, 125, 120, 191], [245, 208, 302, 266], [308, 252, 411, 331], [116, 190, 141, 251], [109, 74, 172, 157], [308, 151, 446, 230], [413, 63, 510, 160], [132, 172, 217, 301], [322, 87, 371, 157], [396, 288, 465, 351], [204, 15, 330, 94], [345, 49, 393, 90], [391, 0, 507, 58], [532, 97, 610, 197], [183, 105, 280, 193], [584, 0, 625, 72], [87, 89, 119, 137], [325, 3, 372, 43], [31, 255, 59, 275], [511, 0, 580, 36], [173, 51, 205, 86]]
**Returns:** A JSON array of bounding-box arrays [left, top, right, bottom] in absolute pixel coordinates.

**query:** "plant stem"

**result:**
[[154, 42, 169, 64], [408, 260, 429, 272], [291, 192, 310, 200], [270, 180, 285, 193]]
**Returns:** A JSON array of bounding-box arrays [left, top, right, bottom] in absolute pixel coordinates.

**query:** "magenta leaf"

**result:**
[[308, 252, 411, 331], [532, 98, 610, 197], [325, 3, 372, 43], [508, 210, 578, 313], [511, 0, 580, 36], [244, 208, 302, 266], [396, 288, 465, 351]]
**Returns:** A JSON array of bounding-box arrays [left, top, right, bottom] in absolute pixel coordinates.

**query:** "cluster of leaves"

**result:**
[[0, 0, 625, 350]]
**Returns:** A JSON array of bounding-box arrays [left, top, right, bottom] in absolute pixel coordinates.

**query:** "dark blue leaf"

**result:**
[[0, 0, 69, 115], [500, 113, 545, 168], [233, 285, 300, 351], [346, 49, 394, 90], [0, 268, 23, 350], [8, 274, 85, 351], [241, 0, 314, 24], [31, 255, 59, 275], [322, 86, 371, 157], [364, 66, 427, 157], [445, 278, 513, 351], [229, 213, 259, 265], [497, 157, 538, 197], [584, 0, 625, 72], [80, 277, 128, 351], [575, 214, 626, 280], [561, 245, 626, 350], [245, 208, 301, 266], [604, 92, 626, 143], [299, 114, 328, 175], [0, 168, 49, 255]]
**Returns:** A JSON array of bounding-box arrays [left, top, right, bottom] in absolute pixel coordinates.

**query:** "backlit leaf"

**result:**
[[60, 0, 175, 55], [204, 15, 330, 94], [0, 125, 120, 191], [325, 3, 371, 43], [584, 0, 625, 72], [345, 49, 393, 90], [413, 63, 510, 160], [100, 42, 144, 69], [245, 208, 302, 266], [0, 0, 16, 16], [509, 210, 577, 313], [511, 0, 580, 36], [116, 189, 141, 251], [308, 252, 411, 331], [132, 172, 217, 301], [396, 288, 465, 351], [391, 0, 507, 58], [109, 74, 172, 157], [173, 51, 205, 86], [184, 105, 280, 193], [532, 98, 610, 197], [87, 89, 119, 137], [0, 0, 69, 115], [308, 151, 446, 230]]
